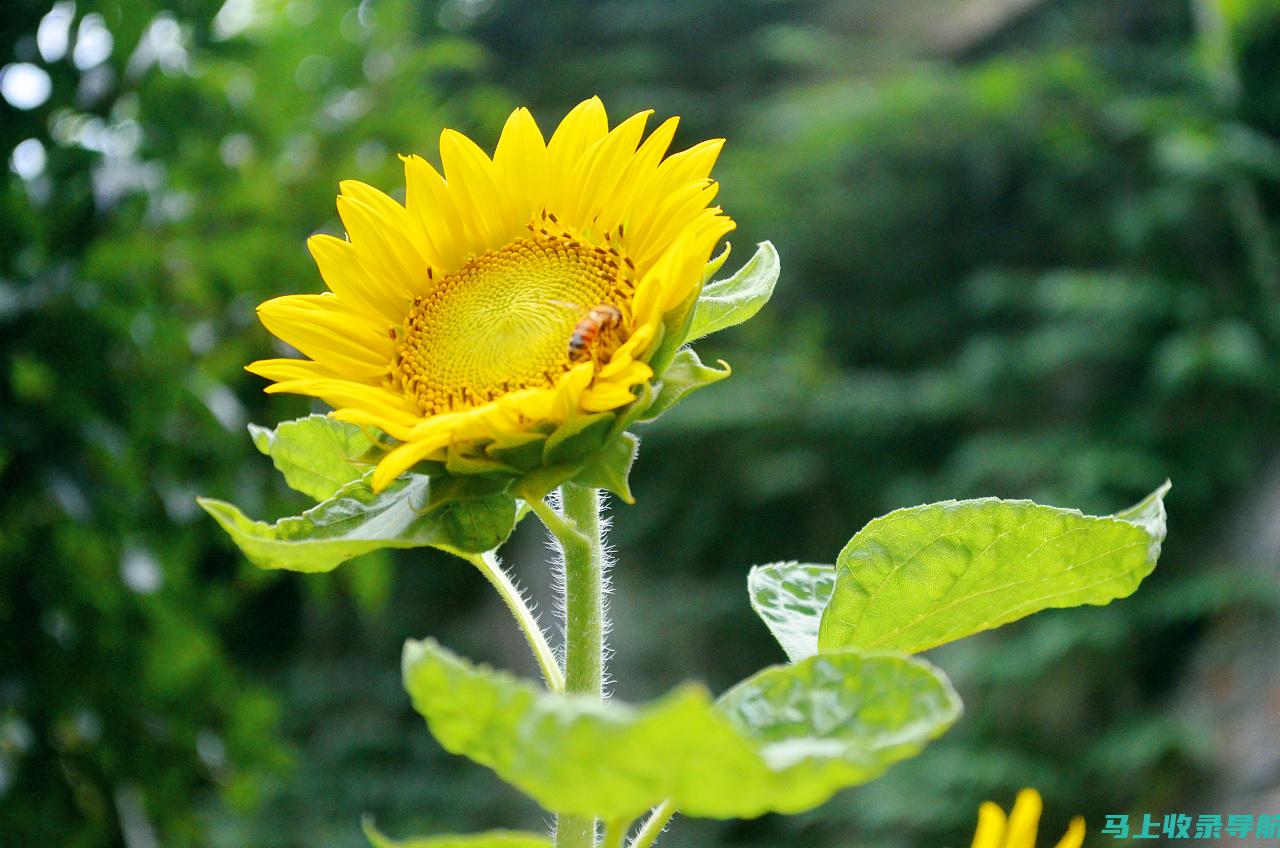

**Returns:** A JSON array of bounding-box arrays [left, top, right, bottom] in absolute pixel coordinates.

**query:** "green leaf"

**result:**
[[362, 819, 550, 848], [818, 482, 1171, 655], [641, 349, 731, 424], [748, 562, 836, 662], [711, 646, 960, 816], [199, 472, 518, 572], [249, 414, 378, 501], [573, 432, 639, 504], [685, 241, 779, 343], [402, 638, 959, 820]]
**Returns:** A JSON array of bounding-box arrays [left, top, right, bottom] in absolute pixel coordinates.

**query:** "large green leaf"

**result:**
[[748, 562, 836, 662], [818, 482, 1171, 655], [199, 472, 518, 571], [249, 414, 379, 501], [685, 241, 779, 343], [640, 348, 731, 424], [402, 638, 959, 820], [362, 819, 549, 848]]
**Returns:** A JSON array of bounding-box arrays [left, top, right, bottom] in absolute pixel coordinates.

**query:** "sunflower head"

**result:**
[[249, 97, 757, 499]]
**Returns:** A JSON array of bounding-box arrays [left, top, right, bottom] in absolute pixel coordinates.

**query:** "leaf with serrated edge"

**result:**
[[362, 818, 550, 848], [199, 472, 517, 571], [685, 241, 779, 343], [749, 562, 836, 662], [640, 349, 731, 424], [402, 638, 959, 820], [818, 482, 1171, 655], [249, 414, 377, 501]]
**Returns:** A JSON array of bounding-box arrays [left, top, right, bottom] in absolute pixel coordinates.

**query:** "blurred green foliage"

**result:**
[[3, 0, 1279, 847]]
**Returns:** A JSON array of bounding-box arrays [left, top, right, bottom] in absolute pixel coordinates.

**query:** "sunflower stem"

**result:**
[[534, 484, 606, 848], [463, 551, 564, 693], [627, 802, 676, 848], [602, 819, 629, 848]]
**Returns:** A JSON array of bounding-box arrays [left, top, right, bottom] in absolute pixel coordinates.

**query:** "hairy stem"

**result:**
[[602, 819, 630, 848], [627, 802, 676, 848], [464, 551, 564, 692], [532, 485, 606, 848]]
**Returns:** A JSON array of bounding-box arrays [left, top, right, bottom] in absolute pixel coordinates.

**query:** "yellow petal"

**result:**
[[596, 116, 680, 234], [371, 427, 453, 491], [1053, 817, 1086, 848], [308, 234, 407, 324], [440, 128, 518, 251], [337, 194, 425, 297], [493, 107, 549, 225], [265, 377, 420, 425], [256, 294, 392, 378], [1005, 789, 1045, 848], [971, 802, 1008, 848], [546, 97, 609, 213], [563, 109, 651, 227], [402, 154, 472, 270]]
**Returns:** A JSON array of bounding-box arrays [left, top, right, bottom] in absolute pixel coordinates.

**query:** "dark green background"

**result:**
[[4, 0, 1279, 845]]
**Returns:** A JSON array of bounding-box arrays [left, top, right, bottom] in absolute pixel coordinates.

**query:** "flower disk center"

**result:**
[[395, 231, 633, 416]]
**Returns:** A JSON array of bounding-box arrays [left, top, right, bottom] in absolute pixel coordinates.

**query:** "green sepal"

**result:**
[[817, 481, 1171, 655], [702, 242, 733, 282], [639, 349, 732, 424], [444, 443, 524, 478], [512, 463, 588, 503], [199, 471, 519, 572], [401, 638, 959, 820], [748, 561, 836, 662], [362, 818, 550, 848], [573, 432, 639, 504], [685, 241, 779, 344], [249, 414, 382, 501], [648, 288, 699, 379], [484, 430, 550, 471], [543, 411, 616, 465], [605, 380, 655, 440]]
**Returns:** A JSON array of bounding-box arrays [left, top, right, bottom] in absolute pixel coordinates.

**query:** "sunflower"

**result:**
[[248, 97, 735, 492], [971, 789, 1086, 848]]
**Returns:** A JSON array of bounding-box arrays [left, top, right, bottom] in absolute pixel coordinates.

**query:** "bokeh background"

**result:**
[[4, 0, 1280, 846]]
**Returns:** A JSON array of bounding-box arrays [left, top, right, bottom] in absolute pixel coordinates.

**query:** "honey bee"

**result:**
[[552, 301, 623, 361]]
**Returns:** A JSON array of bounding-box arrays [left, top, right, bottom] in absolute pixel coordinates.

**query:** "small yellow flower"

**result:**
[[249, 97, 735, 491], [971, 789, 1085, 848]]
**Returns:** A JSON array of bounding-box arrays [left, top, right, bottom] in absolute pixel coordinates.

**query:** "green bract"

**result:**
[[648, 241, 779, 375], [685, 240, 780, 343], [401, 638, 959, 821]]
